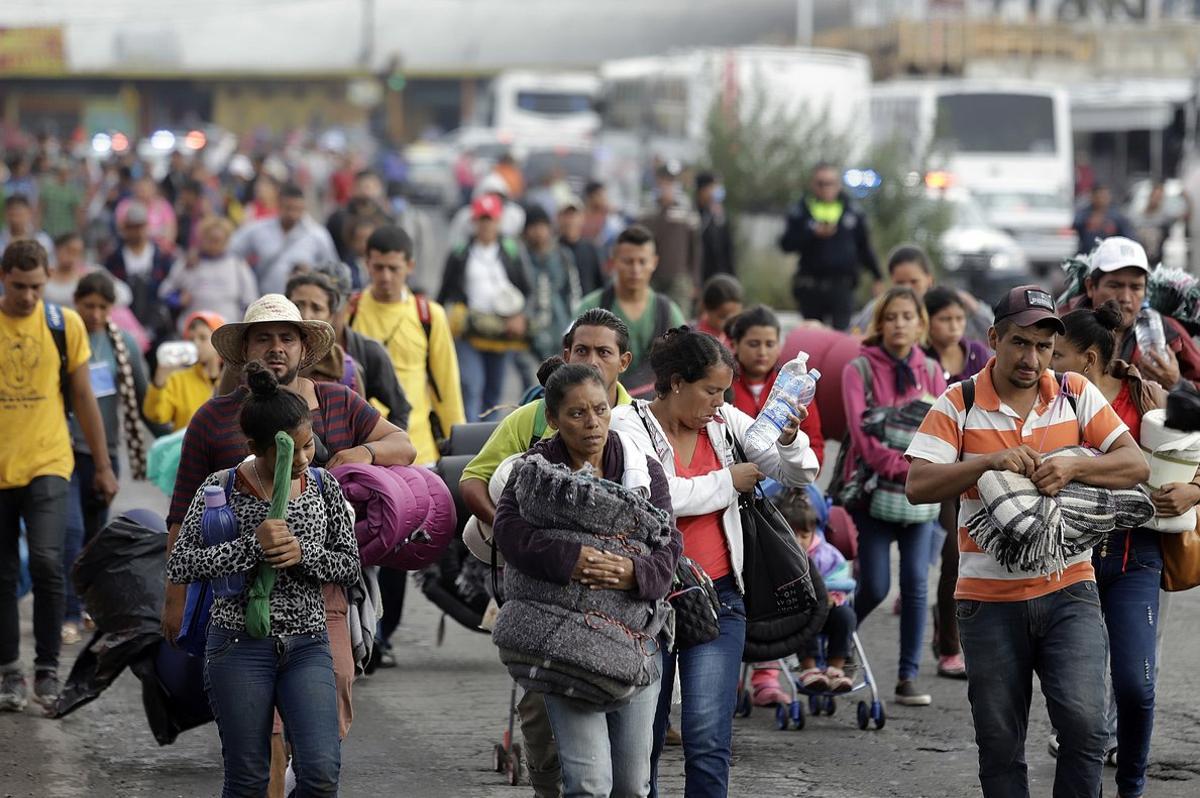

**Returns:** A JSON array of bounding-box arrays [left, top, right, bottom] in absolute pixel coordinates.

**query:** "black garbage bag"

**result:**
[[73, 509, 167, 633], [418, 537, 489, 634], [1167, 381, 1200, 433], [738, 489, 830, 662], [129, 641, 213, 745], [52, 630, 159, 718]]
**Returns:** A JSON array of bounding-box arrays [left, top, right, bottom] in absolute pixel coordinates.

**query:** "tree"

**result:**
[[704, 89, 952, 306]]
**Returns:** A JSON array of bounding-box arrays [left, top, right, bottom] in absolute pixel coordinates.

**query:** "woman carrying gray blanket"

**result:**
[[492, 363, 683, 798]]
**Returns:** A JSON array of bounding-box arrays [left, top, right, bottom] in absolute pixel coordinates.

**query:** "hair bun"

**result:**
[[1095, 299, 1124, 332], [244, 360, 281, 398], [536, 355, 566, 387]]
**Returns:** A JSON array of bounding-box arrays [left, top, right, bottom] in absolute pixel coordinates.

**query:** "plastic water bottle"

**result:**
[[201, 486, 244, 598], [744, 355, 821, 452], [1134, 300, 1168, 363]]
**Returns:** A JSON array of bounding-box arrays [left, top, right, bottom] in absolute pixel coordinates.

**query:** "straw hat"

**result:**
[[210, 294, 336, 372]]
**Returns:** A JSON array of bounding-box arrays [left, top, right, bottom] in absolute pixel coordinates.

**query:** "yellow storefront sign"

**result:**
[[0, 27, 66, 76]]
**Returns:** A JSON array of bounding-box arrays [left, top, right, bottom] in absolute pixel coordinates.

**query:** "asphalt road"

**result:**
[[3, 467, 1200, 797]]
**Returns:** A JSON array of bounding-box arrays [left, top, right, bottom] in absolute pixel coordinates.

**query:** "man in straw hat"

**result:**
[[161, 294, 415, 747]]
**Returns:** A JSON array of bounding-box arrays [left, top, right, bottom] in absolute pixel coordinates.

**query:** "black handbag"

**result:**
[[667, 556, 721, 651], [729, 435, 828, 661]]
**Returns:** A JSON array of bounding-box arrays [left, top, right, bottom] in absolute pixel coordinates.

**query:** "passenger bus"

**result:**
[[480, 70, 602, 147], [870, 80, 1076, 269], [597, 47, 871, 212]]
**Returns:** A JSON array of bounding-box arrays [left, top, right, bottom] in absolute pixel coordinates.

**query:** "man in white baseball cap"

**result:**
[[1066, 236, 1200, 390]]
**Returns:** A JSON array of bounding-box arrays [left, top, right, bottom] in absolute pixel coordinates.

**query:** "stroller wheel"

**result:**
[[857, 701, 870, 730], [507, 742, 526, 785], [872, 702, 886, 730], [824, 696, 836, 716], [492, 743, 507, 773], [808, 693, 821, 716], [791, 701, 805, 730], [774, 703, 789, 730]]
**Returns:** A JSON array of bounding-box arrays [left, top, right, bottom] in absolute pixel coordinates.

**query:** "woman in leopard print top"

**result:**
[[166, 361, 359, 795]]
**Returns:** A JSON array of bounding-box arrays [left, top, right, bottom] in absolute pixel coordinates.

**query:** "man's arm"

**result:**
[[326, 416, 416, 469], [462, 479, 496, 526], [906, 456, 994, 505], [69, 365, 119, 503], [1030, 431, 1148, 496]]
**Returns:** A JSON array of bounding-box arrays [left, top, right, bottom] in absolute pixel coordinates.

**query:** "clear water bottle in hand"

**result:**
[[201, 485, 245, 598], [1134, 300, 1168, 363], [744, 355, 821, 452]]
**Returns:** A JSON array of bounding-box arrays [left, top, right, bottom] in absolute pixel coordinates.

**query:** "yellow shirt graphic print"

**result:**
[[0, 301, 91, 489]]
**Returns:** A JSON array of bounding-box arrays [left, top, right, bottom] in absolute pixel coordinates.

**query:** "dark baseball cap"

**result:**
[[992, 285, 1065, 334]]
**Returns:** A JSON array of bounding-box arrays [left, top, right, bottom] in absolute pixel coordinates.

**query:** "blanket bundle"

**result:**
[[965, 447, 1155, 575], [491, 455, 674, 706]]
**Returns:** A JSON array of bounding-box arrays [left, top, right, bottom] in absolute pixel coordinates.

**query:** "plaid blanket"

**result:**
[[966, 447, 1155, 575]]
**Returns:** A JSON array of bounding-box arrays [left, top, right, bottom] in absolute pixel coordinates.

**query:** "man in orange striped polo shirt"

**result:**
[[904, 285, 1148, 798]]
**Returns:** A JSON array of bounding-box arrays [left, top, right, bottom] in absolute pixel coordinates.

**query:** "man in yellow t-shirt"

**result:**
[[350, 225, 465, 466], [0, 240, 118, 712]]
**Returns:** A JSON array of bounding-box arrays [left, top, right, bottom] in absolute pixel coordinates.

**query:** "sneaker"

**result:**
[[33, 671, 60, 711], [1048, 731, 1059, 758], [1104, 745, 1119, 768], [937, 653, 967, 680], [376, 648, 397, 669], [894, 680, 931, 706], [892, 595, 902, 615], [61, 623, 82, 646], [826, 667, 853, 693], [665, 726, 683, 746], [0, 670, 28, 712]]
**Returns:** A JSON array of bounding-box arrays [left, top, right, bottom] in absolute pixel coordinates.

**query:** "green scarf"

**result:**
[[806, 198, 844, 226], [245, 431, 294, 638]]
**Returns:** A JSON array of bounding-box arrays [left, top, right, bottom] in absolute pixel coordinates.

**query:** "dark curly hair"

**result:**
[[648, 326, 735, 397]]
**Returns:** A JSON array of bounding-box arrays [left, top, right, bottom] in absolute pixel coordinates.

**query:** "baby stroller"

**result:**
[[432, 421, 529, 786], [735, 502, 886, 731]]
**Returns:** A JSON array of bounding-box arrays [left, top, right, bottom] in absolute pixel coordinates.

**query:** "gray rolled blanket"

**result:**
[[965, 446, 1155, 574], [491, 455, 674, 703]]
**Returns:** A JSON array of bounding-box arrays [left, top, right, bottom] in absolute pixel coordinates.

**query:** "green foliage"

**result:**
[[703, 89, 954, 303]]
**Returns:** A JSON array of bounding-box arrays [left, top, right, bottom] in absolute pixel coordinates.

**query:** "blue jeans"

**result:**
[[649, 576, 745, 798], [0, 476, 70, 671], [543, 656, 662, 798], [455, 340, 512, 422], [204, 626, 341, 797], [63, 453, 117, 622], [1094, 531, 1162, 798], [958, 582, 1109, 798], [852, 512, 934, 681]]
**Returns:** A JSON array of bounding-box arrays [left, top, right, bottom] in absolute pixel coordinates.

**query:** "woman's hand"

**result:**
[[731, 462, 764, 493], [264, 536, 302, 569], [255, 519, 292, 551], [579, 551, 637, 591], [571, 545, 608, 583], [1152, 482, 1200, 518], [777, 397, 809, 446]]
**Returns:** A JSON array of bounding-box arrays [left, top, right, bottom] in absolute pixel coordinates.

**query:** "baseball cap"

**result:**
[[992, 284, 1066, 334], [1090, 236, 1151, 276], [472, 194, 503, 220], [558, 194, 583, 212]]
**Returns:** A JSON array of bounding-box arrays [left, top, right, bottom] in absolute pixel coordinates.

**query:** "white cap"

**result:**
[[1091, 236, 1151, 276]]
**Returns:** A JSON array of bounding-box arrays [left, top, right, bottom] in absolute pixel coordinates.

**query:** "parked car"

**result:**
[[935, 187, 1032, 304]]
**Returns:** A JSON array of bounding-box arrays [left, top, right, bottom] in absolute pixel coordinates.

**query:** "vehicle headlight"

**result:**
[[990, 252, 1011, 271], [944, 252, 963, 272]]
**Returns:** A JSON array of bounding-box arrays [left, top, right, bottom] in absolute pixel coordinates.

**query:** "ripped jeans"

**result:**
[[1094, 530, 1163, 798]]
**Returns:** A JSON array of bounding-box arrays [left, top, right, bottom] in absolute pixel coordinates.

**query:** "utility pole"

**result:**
[[360, 0, 376, 68], [796, 0, 814, 47]]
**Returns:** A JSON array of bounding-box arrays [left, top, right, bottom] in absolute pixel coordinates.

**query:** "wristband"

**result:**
[[362, 443, 377, 464]]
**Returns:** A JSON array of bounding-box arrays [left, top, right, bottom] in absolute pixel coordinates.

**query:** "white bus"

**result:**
[[481, 70, 602, 147], [598, 47, 871, 211], [871, 80, 1076, 268]]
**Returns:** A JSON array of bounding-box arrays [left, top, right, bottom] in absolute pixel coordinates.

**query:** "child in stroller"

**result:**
[[751, 485, 858, 704]]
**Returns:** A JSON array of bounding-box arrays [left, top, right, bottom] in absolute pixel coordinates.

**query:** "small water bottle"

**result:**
[[1134, 300, 1168, 363], [157, 341, 198, 369], [201, 486, 244, 598], [744, 355, 821, 452]]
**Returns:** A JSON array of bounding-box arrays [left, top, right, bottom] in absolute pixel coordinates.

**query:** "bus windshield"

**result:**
[[515, 91, 594, 116], [935, 93, 1056, 154]]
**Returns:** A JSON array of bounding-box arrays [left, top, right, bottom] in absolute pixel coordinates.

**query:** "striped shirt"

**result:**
[[905, 361, 1127, 602], [167, 382, 380, 527]]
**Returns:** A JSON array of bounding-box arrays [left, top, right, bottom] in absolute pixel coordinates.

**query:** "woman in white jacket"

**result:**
[[610, 326, 818, 798]]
